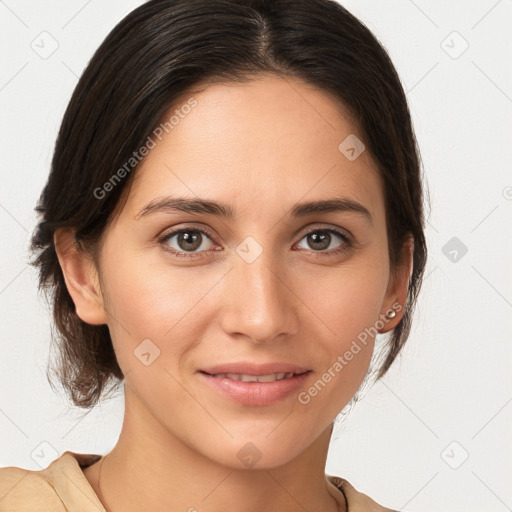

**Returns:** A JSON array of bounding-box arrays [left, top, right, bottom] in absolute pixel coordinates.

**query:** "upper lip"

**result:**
[[200, 362, 311, 376]]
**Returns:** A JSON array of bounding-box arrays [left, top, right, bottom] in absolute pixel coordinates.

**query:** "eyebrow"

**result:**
[[135, 196, 373, 224]]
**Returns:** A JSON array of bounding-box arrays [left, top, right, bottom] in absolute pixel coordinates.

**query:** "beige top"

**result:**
[[0, 451, 398, 511]]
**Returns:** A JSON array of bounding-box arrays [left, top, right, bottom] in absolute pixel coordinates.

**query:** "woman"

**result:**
[[0, 0, 427, 510]]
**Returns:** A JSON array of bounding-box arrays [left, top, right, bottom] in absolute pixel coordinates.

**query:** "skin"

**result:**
[[56, 73, 412, 512]]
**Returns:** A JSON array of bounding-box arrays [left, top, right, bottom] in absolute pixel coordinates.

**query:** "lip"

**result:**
[[198, 362, 311, 407]]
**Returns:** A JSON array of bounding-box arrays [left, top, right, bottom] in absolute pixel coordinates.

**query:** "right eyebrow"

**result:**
[[135, 197, 233, 220]]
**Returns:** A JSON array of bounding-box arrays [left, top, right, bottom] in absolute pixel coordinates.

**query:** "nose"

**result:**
[[219, 245, 299, 345]]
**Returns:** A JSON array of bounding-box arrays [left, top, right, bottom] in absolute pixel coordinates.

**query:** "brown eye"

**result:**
[[161, 228, 215, 254], [296, 229, 350, 253]]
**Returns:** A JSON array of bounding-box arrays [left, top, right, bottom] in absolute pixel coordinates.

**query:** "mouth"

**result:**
[[200, 370, 309, 382]]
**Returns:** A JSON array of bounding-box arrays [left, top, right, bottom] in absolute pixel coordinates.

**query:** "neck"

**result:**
[[91, 384, 345, 512]]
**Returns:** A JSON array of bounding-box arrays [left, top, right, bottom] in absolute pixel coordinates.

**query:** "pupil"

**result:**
[[309, 231, 330, 250], [178, 231, 201, 251]]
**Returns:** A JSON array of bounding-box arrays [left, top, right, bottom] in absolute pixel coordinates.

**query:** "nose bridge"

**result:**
[[221, 236, 297, 343]]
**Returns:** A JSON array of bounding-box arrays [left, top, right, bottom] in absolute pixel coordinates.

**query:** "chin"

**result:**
[[186, 422, 322, 471]]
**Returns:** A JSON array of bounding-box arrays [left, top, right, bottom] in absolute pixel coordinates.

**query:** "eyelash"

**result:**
[[158, 224, 353, 260]]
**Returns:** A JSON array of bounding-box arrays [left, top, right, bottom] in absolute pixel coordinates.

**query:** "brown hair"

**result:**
[[31, 0, 428, 408]]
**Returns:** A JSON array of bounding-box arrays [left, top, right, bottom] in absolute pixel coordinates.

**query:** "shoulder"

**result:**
[[327, 474, 399, 512], [0, 451, 104, 512], [0, 463, 66, 511]]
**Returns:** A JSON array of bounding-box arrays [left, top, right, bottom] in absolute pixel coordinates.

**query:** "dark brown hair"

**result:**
[[31, 0, 428, 408]]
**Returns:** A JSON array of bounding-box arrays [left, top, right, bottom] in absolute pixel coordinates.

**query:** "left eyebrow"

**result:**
[[290, 198, 372, 225], [135, 196, 373, 225]]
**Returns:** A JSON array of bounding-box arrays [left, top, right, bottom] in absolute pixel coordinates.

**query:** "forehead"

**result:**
[[122, 74, 384, 223]]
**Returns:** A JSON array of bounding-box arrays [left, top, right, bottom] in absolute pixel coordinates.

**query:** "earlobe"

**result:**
[[379, 236, 414, 333], [54, 228, 107, 325]]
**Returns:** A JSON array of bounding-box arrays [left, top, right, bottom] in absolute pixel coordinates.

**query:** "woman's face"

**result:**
[[87, 74, 406, 468]]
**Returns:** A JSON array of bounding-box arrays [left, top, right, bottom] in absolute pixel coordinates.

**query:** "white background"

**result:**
[[1, 1, 511, 511]]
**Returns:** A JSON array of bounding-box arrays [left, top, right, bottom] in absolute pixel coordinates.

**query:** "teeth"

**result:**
[[212, 372, 295, 382]]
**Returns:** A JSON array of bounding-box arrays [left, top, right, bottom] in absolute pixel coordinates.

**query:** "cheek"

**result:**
[[296, 255, 389, 343], [296, 257, 388, 387], [99, 251, 220, 368]]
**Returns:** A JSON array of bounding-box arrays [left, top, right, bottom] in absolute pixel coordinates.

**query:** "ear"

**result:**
[[379, 235, 414, 333], [54, 228, 107, 325]]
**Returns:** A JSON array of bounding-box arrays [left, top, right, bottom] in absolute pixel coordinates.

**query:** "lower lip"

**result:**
[[198, 371, 311, 406]]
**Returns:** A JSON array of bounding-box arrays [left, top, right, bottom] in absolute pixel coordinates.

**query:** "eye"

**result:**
[[295, 228, 351, 254], [158, 225, 352, 259], [159, 227, 217, 257]]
